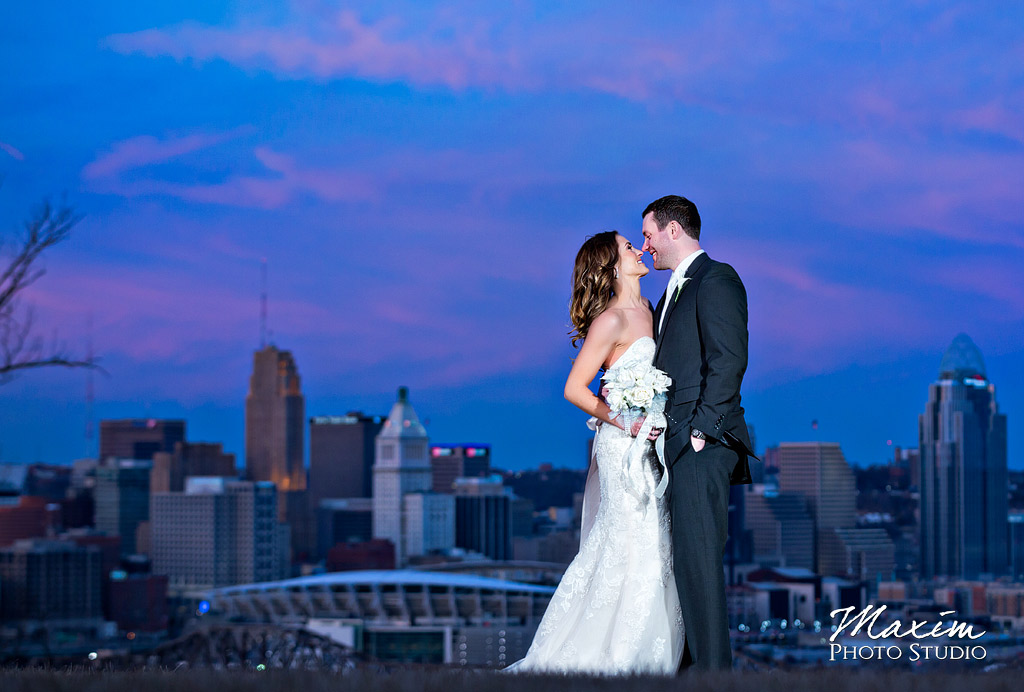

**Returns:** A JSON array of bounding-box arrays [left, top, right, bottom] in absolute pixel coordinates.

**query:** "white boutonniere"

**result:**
[[673, 277, 691, 303]]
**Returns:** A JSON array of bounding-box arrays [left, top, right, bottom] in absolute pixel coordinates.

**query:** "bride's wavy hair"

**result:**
[[569, 231, 619, 348]]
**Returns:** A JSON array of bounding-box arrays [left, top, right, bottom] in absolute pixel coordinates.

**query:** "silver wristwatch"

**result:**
[[690, 428, 707, 440]]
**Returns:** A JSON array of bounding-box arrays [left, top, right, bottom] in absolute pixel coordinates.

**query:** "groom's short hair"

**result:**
[[643, 195, 701, 241]]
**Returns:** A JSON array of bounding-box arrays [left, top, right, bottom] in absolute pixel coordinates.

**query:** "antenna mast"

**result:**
[[260, 258, 268, 348], [85, 313, 95, 457]]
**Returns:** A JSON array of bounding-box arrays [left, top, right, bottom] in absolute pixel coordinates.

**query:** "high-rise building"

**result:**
[[372, 387, 435, 566], [403, 492, 456, 559], [920, 333, 1008, 579], [25, 464, 73, 500], [94, 458, 152, 555], [430, 444, 491, 494], [0, 496, 62, 546], [279, 488, 315, 563], [454, 475, 512, 561], [744, 488, 814, 570], [316, 498, 373, 559], [1009, 514, 1024, 581], [828, 527, 896, 581], [245, 345, 305, 492], [309, 413, 384, 503], [0, 539, 103, 622], [151, 478, 286, 590], [99, 419, 185, 462], [894, 446, 921, 491], [151, 441, 237, 494], [773, 442, 857, 575]]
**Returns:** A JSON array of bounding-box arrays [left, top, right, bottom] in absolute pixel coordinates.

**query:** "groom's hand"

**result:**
[[690, 434, 706, 452]]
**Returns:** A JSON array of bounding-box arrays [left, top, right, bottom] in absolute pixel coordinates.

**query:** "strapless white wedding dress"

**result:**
[[505, 336, 684, 675]]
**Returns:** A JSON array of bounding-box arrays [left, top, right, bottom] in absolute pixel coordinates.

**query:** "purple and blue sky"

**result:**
[[1, 1, 1022, 471]]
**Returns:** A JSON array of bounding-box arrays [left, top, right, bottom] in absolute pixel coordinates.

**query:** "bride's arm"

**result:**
[[564, 311, 626, 430]]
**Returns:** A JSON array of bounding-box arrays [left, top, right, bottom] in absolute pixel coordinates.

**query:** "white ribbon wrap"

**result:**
[[587, 410, 669, 518]]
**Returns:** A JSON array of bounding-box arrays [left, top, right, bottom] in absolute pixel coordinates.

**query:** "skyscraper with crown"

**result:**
[[920, 333, 1008, 578], [372, 387, 453, 565], [244, 345, 306, 492]]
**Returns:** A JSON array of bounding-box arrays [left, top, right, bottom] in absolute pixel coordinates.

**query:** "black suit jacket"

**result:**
[[653, 253, 754, 485]]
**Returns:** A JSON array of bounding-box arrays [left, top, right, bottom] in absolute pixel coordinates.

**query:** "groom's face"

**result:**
[[641, 212, 673, 270]]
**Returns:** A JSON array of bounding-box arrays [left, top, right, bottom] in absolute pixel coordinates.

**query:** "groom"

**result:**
[[641, 194, 754, 672]]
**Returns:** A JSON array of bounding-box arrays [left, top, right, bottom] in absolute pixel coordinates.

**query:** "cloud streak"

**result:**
[[0, 141, 24, 161], [83, 133, 377, 208]]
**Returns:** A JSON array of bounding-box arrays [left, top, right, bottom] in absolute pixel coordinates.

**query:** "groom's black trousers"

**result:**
[[666, 436, 737, 672]]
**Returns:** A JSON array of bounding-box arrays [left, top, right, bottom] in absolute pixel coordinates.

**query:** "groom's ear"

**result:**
[[667, 220, 681, 239]]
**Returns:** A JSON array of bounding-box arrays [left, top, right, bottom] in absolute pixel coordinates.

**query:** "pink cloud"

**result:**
[[830, 139, 1024, 246], [0, 141, 25, 161], [82, 131, 238, 180], [83, 132, 377, 208], [101, 7, 779, 104], [948, 101, 1024, 143], [104, 12, 528, 92]]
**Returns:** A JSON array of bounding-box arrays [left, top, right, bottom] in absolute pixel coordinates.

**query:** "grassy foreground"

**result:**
[[0, 668, 1020, 692]]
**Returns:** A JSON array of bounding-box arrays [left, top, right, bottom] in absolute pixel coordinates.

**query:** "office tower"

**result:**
[[245, 345, 305, 492], [920, 333, 1008, 579], [151, 441, 237, 494], [94, 458, 151, 555], [99, 419, 185, 462], [0, 539, 103, 621], [726, 483, 753, 584], [454, 475, 512, 561], [511, 496, 535, 538], [829, 527, 895, 581], [430, 444, 492, 493], [25, 464, 72, 500], [317, 498, 373, 559], [744, 488, 814, 570], [1009, 515, 1024, 581], [309, 413, 385, 504], [62, 459, 98, 529], [773, 442, 857, 575], [151, 478, 285, 590], [108, 572, 169, 633], [0, 496, 61, 546], [372, 387, 434, 566], [403, 492, 456, 559], [894, 446, 921, 491], [279, 488, 315, 563], [326, 539, 396, 572]]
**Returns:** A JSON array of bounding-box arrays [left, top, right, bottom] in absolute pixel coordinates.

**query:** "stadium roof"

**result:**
[[211, 569, 556, 596]]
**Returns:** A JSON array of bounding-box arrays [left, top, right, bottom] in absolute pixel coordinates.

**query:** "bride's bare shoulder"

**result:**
[[589, 306, 628, 336]]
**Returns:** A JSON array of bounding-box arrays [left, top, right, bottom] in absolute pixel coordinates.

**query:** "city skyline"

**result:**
[[2, 1, 1023, 471]]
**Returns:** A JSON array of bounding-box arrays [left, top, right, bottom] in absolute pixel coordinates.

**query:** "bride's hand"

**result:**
[[629, 416, 646, 437], [628, 415, 663, 440]]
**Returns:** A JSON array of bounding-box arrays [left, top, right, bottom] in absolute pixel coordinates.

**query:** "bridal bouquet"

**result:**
[[604, 362, 671, 434], [599, 361, 672, 508]]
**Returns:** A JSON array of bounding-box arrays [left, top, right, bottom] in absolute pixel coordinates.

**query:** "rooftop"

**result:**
[[939, 332, 987, 380]]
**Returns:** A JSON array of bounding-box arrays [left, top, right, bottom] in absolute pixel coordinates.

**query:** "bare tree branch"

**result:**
[[1, 191, 99, 383]]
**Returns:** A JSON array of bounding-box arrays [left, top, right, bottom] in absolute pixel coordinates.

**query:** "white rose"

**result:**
[[607, 389, 625, 412], [633, 386, 655, 409]]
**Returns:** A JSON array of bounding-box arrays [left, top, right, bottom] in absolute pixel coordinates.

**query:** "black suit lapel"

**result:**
[[685, 252, 710, 279], [654, 252, 709, 361]]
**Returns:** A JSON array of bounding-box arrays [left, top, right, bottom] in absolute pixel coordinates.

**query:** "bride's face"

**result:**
[[616, 234, 648, 279]]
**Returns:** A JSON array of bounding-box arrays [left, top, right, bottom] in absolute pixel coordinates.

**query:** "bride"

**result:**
[[505, 231, 684, 675]]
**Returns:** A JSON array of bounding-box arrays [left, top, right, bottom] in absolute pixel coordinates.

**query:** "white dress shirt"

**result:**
[[658, 248, 705, 334]]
